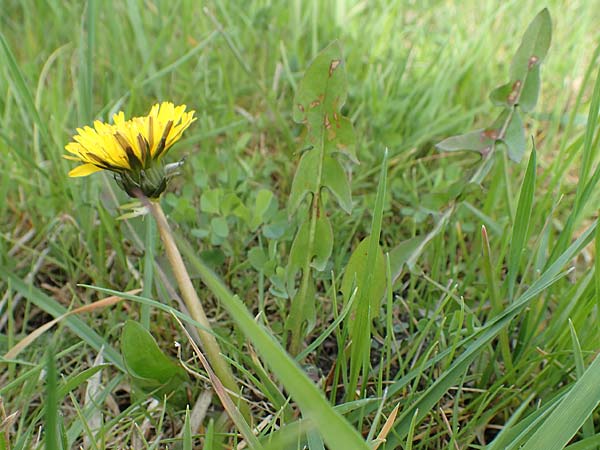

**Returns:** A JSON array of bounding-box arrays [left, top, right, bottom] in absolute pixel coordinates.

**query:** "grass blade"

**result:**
[[45, 345, 61, 450], [507, 145, 536, 299], [347, 149, 388, 399], [520, 354, 600, 450], [175, 235, 370, 450], [0, 266, 124, 371], [382, 219, 597, 448]]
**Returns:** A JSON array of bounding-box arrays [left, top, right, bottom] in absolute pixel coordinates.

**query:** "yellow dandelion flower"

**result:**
[[65, 102, 196, 198]]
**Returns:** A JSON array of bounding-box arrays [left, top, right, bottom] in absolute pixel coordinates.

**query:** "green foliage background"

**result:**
[[1, 0, 600, 449]]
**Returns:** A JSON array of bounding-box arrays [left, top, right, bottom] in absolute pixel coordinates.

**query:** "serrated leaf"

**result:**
[[286, 216, 333, 293], [502, 110, 527, 162], [289, 40, 357, 214], [341, 237, 386, 324], [490, 81, 521, 107], [322, 156, 352, 213], [510, 9, 552, 81], [324, 115, 358, 163], [289, 150, 319, 213], [293, 41, 347, 130], [287, 281, 317, 335], [388, 236, 427, 286], [436, 129, 496, 155], [121, 320, 186, 383]]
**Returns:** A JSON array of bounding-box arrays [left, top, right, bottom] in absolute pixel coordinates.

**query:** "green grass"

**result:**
[[1, 0, 600, 448]]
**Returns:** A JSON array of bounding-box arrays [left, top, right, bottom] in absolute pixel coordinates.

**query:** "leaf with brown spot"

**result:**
[[289, 40, 358, 214]]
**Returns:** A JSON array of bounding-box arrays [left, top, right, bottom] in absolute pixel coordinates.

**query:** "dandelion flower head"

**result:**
[[65, 102, 195, 198]]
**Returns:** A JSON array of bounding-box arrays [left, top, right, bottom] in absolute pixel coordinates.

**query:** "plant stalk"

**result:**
[[288, 194, 319, 356], [147, 200, 249, 419]]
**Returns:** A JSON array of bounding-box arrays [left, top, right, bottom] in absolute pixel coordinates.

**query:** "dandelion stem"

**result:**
[[148, 200, 249, 420]]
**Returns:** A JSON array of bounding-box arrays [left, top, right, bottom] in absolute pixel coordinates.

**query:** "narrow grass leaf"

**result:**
[[382, 219, 597, 448], [520, 354, 600, 450], [507, 146, 536, 299], [0, 33, 52, 161], [482, 225, 512, 370], [568, 321, 595, 439], [183, 406, 192, 450], [347, 149, 388, 399], [175, 235, 370, 450], [0, 267, 124, 371], [45, 346, 61, 450], [549, 64, 600, 263]]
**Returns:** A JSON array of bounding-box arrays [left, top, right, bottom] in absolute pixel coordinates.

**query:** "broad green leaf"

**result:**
[[293, 42, 347, 135], [490, 81, 518, 107], [287, 41, 358, 353], [510, 9, 552, 81], [289, 40, 357, 214], [200, 188, 222, 214], [324, 115, 358, 163], [121, 320, 186, 383], [288, 280, 317, 336], [248, 247, 268, 271], [322, 156, 352, 213], [341, 237, 386, 323], [490, 83, 513, 106], [388, 235, 427, 286], [435, 129, 496, 155], [255, 189, 274, 221], [310, 217, 333, 270], [519, 65, 541, 112], [502, 110, 527, 162], [286, 216, 333, 292], [289, 150, 320, 212], [506, 9, 551, 112], [210, 216, 229, 238], [221, 192, 250, 223]]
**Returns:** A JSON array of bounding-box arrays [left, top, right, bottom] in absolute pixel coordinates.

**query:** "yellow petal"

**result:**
[[65, 142, 84, 156], [68, 164, 103, 177]]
